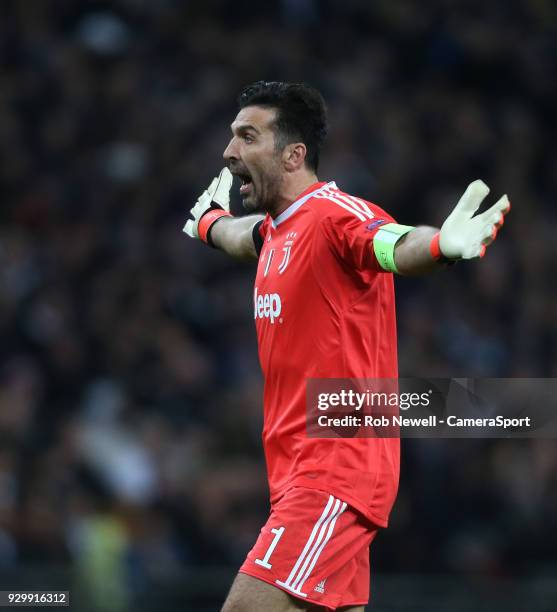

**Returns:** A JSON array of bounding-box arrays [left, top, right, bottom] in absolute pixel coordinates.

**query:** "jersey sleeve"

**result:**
[[253, 215, 271, 257], [319, 204, 397, 273]]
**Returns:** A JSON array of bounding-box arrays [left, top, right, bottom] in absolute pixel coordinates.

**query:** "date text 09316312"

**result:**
[[0, 592, 69, 607]]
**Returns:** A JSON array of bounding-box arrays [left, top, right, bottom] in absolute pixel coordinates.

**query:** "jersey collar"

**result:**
[[271, 181, 336, 228]]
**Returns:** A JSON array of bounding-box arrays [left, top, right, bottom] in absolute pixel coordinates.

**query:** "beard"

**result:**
[[241, 191, 260, 213], [241, 167, 282, 214]]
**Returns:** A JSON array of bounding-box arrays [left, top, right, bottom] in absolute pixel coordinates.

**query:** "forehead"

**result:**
[[231, 105, 277, 133]]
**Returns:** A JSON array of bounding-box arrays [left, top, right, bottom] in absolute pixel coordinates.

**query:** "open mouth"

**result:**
[[233, 170, 253, 196]]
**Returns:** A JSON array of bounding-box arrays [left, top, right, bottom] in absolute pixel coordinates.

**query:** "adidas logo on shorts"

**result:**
[[314, 579, 326, 594]]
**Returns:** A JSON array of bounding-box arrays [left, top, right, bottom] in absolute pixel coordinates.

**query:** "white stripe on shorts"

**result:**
[[275, 494, 346, 597], [295, 501, 347, 593]]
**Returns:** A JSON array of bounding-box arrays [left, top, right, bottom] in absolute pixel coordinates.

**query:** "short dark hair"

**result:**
[[237, 81, 328, 172]]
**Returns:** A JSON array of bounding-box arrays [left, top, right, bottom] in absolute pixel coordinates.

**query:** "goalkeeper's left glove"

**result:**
[[183, 167, 233, 244], [430, 179, 511, 262]]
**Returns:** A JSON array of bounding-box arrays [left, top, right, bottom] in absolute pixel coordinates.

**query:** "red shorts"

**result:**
[[239, 487, 379, 610]]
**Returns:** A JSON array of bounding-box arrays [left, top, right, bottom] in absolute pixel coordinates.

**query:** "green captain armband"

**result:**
[[373, 223, 415, 273]]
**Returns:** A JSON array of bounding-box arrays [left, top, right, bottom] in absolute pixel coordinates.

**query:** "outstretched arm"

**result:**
[[393, 226, 442, 275], [210, 215, 264, 260], [385, 180, 510, 276], [183, 167, 263, 261]]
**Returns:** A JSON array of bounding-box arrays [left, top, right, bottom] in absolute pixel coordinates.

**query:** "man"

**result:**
[[184, 81, 510, 612]]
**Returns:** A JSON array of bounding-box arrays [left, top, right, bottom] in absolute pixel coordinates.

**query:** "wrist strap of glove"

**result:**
[[199, 209, 232, 245], [429, 232, 456, 264]]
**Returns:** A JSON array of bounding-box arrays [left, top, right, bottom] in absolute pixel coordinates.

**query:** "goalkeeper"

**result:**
[[184, 81, 510, 612]]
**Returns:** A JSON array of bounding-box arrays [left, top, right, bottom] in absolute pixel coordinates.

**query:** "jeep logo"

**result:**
[[254, 287, 282, 324]]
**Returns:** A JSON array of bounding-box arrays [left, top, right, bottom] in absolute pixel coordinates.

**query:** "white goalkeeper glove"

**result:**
[[431, 180, 511, 261], [183, 167, 233, 243]]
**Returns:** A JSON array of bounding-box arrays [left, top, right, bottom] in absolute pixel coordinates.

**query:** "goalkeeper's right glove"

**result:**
[[183, 167, 233, 245]]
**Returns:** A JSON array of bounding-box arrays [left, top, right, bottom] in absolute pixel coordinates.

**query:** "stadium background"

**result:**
[[0, 0, 555, 610]]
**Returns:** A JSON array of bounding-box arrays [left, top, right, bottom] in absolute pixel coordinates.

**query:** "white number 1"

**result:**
[[254, 526, 285, 569]]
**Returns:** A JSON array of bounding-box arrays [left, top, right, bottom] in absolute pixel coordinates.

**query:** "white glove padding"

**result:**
[[439, 180, 510, 260], [183, 167, 233, 239]]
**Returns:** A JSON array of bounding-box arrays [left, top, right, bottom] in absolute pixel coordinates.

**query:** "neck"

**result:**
[[269, 171, 319, 218]]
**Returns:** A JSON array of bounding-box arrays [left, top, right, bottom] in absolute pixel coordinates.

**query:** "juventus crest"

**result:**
[[263, 232, 297, 277]]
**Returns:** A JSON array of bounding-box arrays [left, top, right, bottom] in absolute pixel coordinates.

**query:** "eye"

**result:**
[[244, 134, 255, 143]]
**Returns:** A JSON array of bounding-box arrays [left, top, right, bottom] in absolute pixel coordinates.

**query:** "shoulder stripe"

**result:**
[[352, 196, 375, 217], [318, 194, 367, 221], [318, 186, 375, 220], [334, 193, 375, 219]]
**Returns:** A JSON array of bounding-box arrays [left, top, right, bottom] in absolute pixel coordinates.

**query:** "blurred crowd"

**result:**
[[0, 0, 556, 609]]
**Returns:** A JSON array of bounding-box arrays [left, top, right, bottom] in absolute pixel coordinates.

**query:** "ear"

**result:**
[[283, 143, 307, 172]]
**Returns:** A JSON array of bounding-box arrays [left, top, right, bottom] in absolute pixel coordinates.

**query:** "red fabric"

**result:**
[[254, 181, 399, 528], [198, 208, 231, 243], [240, 487, 378, 610]]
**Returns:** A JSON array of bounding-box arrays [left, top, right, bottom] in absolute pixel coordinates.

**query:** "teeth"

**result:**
[[234, 172, 251, 185]]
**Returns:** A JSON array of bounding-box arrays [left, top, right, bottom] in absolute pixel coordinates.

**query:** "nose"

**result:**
[[223, 137, 239, 163]]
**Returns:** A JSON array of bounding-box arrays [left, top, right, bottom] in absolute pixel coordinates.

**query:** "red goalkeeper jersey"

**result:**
[[253, 181, 399, 528]]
